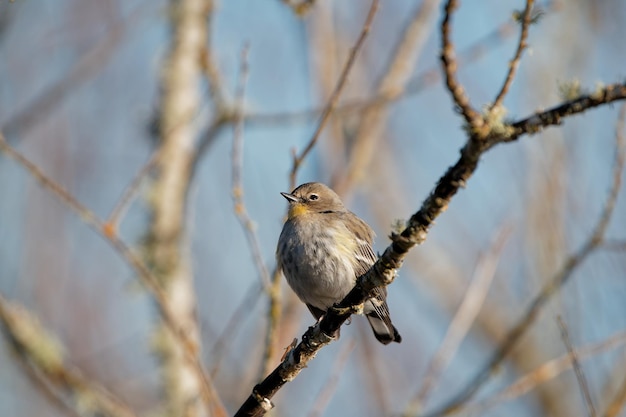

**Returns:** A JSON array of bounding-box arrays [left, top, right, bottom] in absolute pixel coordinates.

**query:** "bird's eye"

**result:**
[[309, 193, 319, 201]]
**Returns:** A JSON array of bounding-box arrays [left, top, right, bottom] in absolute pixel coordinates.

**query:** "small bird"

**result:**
[[276, 182, 401, 344]]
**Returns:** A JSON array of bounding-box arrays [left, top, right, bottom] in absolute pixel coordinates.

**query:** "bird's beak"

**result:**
[[280, 192, 299, 203]]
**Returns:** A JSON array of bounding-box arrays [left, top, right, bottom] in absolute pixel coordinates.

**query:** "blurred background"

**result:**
[[1, 0, 625, 416]]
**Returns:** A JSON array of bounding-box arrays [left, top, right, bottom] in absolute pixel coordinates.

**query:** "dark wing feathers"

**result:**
[[345, 213, 395, 332]]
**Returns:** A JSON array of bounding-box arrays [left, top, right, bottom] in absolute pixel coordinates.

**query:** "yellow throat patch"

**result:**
[[288, 203, 309, 219]]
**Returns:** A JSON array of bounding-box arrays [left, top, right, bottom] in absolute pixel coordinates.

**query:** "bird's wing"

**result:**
[[346, 213, 394, 330]]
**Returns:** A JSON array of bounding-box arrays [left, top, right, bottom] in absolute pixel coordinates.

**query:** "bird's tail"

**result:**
[[366, 312, 402, 345]]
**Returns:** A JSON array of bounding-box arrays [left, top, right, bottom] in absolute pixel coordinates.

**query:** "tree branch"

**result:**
[[234, 78, 626, 417], [0, 294, 138, 417], [422, 100, 626, 417], [440, 0, 484, 131], [490, 0, 534, 110], [557, 316, 597, 417]]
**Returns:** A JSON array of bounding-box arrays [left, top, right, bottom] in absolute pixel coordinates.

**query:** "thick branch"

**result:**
[[233, 82, 626, 417]]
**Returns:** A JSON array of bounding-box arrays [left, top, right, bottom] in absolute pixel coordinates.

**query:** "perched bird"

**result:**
[[276, 182, 401, 344]]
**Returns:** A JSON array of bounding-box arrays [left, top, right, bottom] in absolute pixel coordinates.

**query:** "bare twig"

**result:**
[[405, 226, 511, 415], [424, 100, 626, 417], [228, 45, 285, 381], [289, 0, 380, 191], [105, 150, 160, 235], [464, 330, 626, 416], [307, 339, 356, 417], [260, 268, 284, 379], [228, 45, 286, 381], [508, 85, 626, 141], [200, 0, 228, 109], [491, 0, 534, 110], [0, 133, 227, 417], [440, 0, 484, 131], [557, 316, 597, 417], [231, 45, 271, 291]]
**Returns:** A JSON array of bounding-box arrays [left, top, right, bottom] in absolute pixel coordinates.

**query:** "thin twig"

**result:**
[[105, 150, 160, 235], [464, 330, 626, 416], [231, 45, 271, 291], [288, 0, 380, 191], [228, 45, 285, 382], [405, 226, 511, 415], [424, 100, 626, 417], [440, 0, 484, 131], [491, 0, 534, 110], [260, 267, 284, 380], [200, 0, 228, 110], [0, 133, 227, 417], [508, 85, 626, 141], [557, 316, 597, 417], [307, 339, 356, 417]]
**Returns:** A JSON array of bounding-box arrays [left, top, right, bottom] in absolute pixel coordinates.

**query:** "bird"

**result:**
[[276, 182, 401, 344]]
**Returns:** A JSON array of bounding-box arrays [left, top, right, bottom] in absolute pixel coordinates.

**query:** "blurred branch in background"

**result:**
[[404, 225, 511, 416], [0, 3, 149, 141], [463, 330, 626, 416], [0, 294, 138, 417], [424, 101, 626, 417], [307, 339, 356, 417], [332, 0, 441, 198], [230, 46, 270, 293], [192, 0, 235, 174], [289, 0, 380, 191], [244, 1, 561, 127], [227, 44, 282, 382], [105, 149, 160, 235], [144, 0, 226, 416], [557, 316, 597, 417], [0, 130, 225, 416]]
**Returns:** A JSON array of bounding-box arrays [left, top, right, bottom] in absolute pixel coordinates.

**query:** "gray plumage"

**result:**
[[276, 182, 401, 345]]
